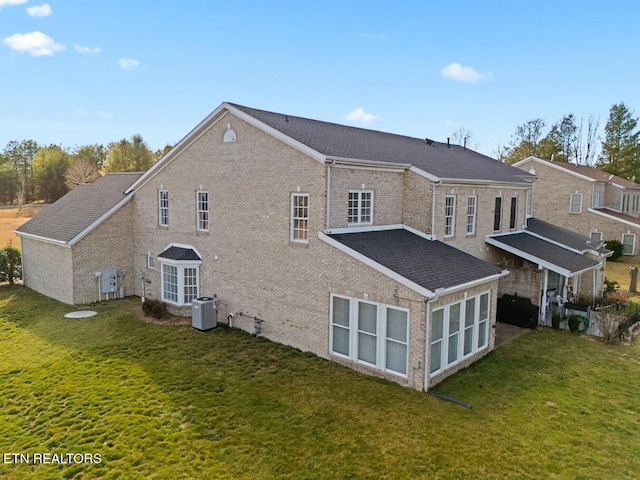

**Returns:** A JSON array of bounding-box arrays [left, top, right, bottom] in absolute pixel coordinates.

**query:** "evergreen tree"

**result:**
[[599, 102, 640, 178]]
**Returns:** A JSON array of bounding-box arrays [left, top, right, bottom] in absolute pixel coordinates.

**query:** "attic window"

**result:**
[[223, 124, 237, 143]]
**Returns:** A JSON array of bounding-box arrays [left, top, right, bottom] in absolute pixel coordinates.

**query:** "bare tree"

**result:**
[[65, 157, 101, 189], [573, 115, 601, 166], [451, 127, 479, 150]]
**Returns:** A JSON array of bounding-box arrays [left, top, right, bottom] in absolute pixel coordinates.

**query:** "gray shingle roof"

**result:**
[[230, 103, 533, 184], [328, 230, 504, 292], [158, 246, 201, 261], [592, 207, 640, 228], [15, 173, 142, 243], [526, 218, 593, 252], [487, 233, 599, 276]]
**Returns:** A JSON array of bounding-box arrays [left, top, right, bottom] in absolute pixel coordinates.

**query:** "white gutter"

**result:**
[[431, 270, 509, 297], [326, 159, 335, 231], [13, 231, 70, 247], [327, 156, 411, 170], [485, 235, 598, 277], [588, 207, 640, 229]]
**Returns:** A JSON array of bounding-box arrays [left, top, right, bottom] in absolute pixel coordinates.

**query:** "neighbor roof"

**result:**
[[486, 232, 600, 277], [591, 207, 640, 229], [15, 173, 143, 244], [526, 217, 596, 253], [326, 229, 505, 293], [228, 103, 533, 184], [517, 156, 640, 190]]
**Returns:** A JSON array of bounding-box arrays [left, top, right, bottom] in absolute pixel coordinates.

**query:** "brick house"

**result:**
[[15, 103, 605, 390], [514, 156, 640, 260]]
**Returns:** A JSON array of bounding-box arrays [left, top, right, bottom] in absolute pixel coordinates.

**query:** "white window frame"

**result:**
[[590, 230, 603, 246], [348, 190, 374, 226], [622, 233, 636, 256], [569, 192, 583, 214], [146, 252, 154, 269], [593, 190, 601, 208], [160, 259, 201, 306], [329, 294, 409, 377], [429, 291, 490, 377], [196, 190, 209, 232], [525, 189, 532, 218], [290, 193, 309, 243], [466, 195, 477, 235], [158, 189, 169, 226], [444, 195, 456, 238]]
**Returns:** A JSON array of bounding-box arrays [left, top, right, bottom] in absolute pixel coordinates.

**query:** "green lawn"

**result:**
[[1, 286, 639, 479]]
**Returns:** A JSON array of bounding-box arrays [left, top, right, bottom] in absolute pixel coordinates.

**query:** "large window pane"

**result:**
[[386, 341, 407, 375], [332, 297, 350, 327], [358, 302, 377, 334], [447, 303, 461, 365], [332, 326, 349, 356], [358, 332, 377, 364], [464, 298, 475, 356], [432, 309, 444, 341], [386, 308, 407, 342], [430, 340, 442, 373]]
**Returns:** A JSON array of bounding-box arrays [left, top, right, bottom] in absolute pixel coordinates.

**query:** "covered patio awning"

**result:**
[[486, 232, 600, 277]]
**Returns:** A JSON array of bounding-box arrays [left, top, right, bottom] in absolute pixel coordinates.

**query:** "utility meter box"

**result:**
[[100, 269, 118, 293]]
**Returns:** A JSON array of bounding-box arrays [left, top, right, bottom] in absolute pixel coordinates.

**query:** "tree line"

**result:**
[[0, 135, 171, 205], [496, 102, 640, 180]]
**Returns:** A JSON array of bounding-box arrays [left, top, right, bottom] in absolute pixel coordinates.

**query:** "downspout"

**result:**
[[19, 236, 24, 286], [431, 181, 440, 237], [423, 297, 436, 392], [326, 159, 336, 231]]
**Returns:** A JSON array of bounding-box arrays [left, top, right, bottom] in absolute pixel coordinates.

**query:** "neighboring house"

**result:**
[[13, 103, 601, 390], [513, 156, 640, 260]]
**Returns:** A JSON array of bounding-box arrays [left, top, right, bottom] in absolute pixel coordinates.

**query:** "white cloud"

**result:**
[[441, 62, 492, 83], [345, 107, 379, 124], [98, 111, 113, 119], [74, 44, 100, 54], [0, 0, 28, 6], [118, 58, 139, 70], [2, 31, 64, 56], [26, 3, 52, 17]]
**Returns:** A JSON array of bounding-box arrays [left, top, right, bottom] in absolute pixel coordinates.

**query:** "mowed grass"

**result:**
[[1, 287, 639, 479]]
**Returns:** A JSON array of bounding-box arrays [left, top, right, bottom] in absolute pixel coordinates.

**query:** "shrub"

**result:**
[[568, 314, 581, 333], [142, 299, 167, 319], [0, 243, 21, 285], [604, 278, 620, 296], [594, 306, 625, 344], [605, 240, 623, 260]]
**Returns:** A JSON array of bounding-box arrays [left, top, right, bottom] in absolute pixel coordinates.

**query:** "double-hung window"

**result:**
[[158, 190, 169, 226], [569, 193, 583, 214], [291, 193, 309, 243], [590, 231, 603, 246], [622, 233, 636, 256], [330, 294, 409, 376], [466, 196, 477, 235], [196, 191, 209, 232], [348, 190, 373, 225], [444, 195, 456, 237], [493, 196, 502, 231], [430, 291, 490, 376]]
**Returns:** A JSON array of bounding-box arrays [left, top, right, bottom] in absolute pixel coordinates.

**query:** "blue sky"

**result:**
[[1, 0, 639, 157]]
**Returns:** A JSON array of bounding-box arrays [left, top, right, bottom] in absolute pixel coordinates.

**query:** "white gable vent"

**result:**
[[223, 124, 237, 143]]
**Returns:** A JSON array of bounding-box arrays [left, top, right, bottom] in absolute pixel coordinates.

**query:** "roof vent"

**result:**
[[424, 138, 433, 145], [447, 137, 451, 148], [284, 115, 290, 123]]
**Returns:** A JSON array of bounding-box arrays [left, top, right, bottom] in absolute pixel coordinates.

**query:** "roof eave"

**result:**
[[13, 231, 70, 247], [588, 208, 640, 229]]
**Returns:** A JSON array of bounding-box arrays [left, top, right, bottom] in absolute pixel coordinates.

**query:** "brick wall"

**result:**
[[21, 237, 73, 304], [72, 202, 136, 304]]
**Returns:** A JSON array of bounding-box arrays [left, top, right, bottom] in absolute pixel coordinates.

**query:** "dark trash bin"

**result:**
[[497, 294, 539, 329]]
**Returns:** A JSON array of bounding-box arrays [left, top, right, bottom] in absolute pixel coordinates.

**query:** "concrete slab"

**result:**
[[64, 310, 98, 319]]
